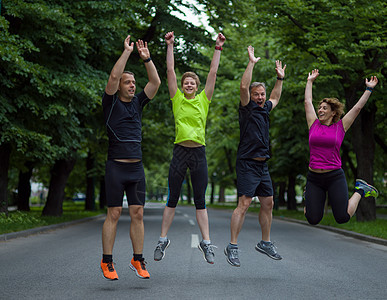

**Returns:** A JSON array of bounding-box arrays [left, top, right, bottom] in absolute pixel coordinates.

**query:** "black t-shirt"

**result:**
[[102, 91, 150, 160], [237, 100, 273, 160]]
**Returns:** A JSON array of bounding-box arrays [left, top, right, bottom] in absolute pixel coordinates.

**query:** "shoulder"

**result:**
[[171, 88, 183, 101], [198, 90, 209, 102], [102, 92, 116, 107], [265, 100, 273, 112]]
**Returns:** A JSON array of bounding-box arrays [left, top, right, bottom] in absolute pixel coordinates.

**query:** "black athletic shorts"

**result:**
[[236, 159, 273, 198], [105, 160, 146, 207]]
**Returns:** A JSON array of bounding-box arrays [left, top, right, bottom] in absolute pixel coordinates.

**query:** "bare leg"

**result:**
[[102, 207, 122, 254], [160, 206, 176, 237], [258, 196, 274, 242], [196, 209, 210, 240], [347, 192, 362, 217], [230, 196, 253, 244], [129, 205, 144, 254]]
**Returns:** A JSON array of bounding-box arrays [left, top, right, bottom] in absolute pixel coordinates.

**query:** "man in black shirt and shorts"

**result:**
[[224, 45, 286, 267], [100, 35, 160, 280]]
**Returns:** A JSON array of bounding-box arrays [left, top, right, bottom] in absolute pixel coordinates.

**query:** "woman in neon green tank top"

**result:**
[[153, 31, 226, 264]]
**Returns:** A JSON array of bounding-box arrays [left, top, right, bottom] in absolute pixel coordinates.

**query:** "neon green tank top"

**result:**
[[172, 89, 210, 145]]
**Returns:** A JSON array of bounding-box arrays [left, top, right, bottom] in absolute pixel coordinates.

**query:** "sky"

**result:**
[[171, 0, 213, 32]]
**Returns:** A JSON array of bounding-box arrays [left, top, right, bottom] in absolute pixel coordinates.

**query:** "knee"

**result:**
[[305, 213, 321, 225], [107, 207, 122, 222], [130, 206, 144, 221], [236, 196, 252, 214], [259, 197, 274, 211], [334, 214, 350, 224]]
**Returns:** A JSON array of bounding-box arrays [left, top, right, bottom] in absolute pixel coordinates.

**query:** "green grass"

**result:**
[[208, 203, 387, 240], [0, 202, 105, 235]]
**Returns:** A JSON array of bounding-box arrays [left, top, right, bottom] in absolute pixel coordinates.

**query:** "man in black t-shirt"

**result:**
[[224, 46, 286, 267], [100, 35, 160, 280]]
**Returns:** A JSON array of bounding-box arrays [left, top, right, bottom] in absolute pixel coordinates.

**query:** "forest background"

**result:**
[[0, 0, 385, 222]]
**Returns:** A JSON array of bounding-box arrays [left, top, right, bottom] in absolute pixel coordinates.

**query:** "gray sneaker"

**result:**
[[255, 241, 282, 260], [224, 244, 240, 267], [154, 239, 170, 261], [198, 241, 216, 264]]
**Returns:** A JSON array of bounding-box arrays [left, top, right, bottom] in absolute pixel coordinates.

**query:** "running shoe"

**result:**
[[130, 258, 150, 279], [198, 241, 216, 264], [154, 239, 170, 261], [224, 244, 240, 267], [100, 260, 119, 280], [355, 179, 379, 198], [255, 241, 282, 260]]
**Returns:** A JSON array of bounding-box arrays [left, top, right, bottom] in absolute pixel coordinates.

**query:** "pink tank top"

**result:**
[[309, 119, 345, 170]]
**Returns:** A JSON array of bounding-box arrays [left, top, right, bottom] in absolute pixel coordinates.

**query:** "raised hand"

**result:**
[[365, 76, 378, 89], [165, 31, 175, 45], [307, 69, 319, 82], [136, 39, 150, 60], [124, 35, 134, 53], [275, 60, 286, 79], [216, 33, 226, 47], [247, 45, 260, 64]]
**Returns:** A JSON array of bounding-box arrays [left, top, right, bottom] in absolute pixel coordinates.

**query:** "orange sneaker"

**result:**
[[130, 258, 150, 279], [100, 260, 119, 280]]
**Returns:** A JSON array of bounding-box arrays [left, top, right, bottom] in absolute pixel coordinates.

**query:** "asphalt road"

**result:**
[[1, 203, 386, 300]]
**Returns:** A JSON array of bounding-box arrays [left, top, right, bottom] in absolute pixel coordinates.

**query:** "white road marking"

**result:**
[[183, 214, 189, 218], [191, 234, 199, 248], [189, 219, 195, 226]]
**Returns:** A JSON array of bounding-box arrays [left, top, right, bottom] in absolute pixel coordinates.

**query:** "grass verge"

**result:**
[[208, 203, 387, 240], [0, 202, 105, 235]]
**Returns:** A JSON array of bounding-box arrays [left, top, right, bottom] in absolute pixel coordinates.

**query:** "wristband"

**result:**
[[277, 77, 284, 80], [366, 87, 373, 92], [215, 46, 223, 51], [143, 57, 152, 63]]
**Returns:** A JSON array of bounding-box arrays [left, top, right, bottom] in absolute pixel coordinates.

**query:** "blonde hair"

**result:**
[[318, 98, 345, 124], [181, 72, 200, 88]]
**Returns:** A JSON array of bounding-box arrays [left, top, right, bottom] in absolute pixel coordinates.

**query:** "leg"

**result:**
[[305, 172, 327, 225], [160, 206, 176, 237], [257, 196, 273, 242], [102, 207, 122, 254], [230, 195, 253, 244], [196, 209, 210, 240], [129, 205, 144, 254], [327, 169, 351, 223]]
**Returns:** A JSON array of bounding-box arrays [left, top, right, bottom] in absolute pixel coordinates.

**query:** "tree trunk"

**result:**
[[17, 161, 34, 211], [99, 176, 106, 209], [210, 180, 215, 204], [218, 186, 225, 203], [42, 158, 76, 216], [0, 143, 11, 215], [351, 106, 377, 221], [278, 181, 286, 206], [287, 175, 297, 210], [85, 152, 95, 211]]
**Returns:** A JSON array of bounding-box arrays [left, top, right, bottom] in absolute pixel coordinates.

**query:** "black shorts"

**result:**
[[105, 160, 146, 207], [236, 159, 273, 198], [167, 144, 208, 209]]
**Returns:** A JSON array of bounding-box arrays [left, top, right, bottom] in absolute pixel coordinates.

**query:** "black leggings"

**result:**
[[105, 160, 145, 207], [167, 145, 208, 209], [305, 169, 350, 225]]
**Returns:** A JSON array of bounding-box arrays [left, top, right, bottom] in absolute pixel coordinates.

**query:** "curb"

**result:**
[[274, 216, 387, 246], [0, 214, 105, 242]]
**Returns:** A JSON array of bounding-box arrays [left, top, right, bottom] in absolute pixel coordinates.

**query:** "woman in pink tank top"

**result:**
[[303, 69, 379, 225]]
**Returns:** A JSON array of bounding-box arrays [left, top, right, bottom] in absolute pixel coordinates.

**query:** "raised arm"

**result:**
[[341, 76, 378, 131], [269, 60, 286, 110], [137, 39, 161, 99], [304, 69, 319, 129], [105, 35, 134, 95], [240, 45, 260, 106], [165, 31, 177, 98], [205, 33, 226, 101]]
